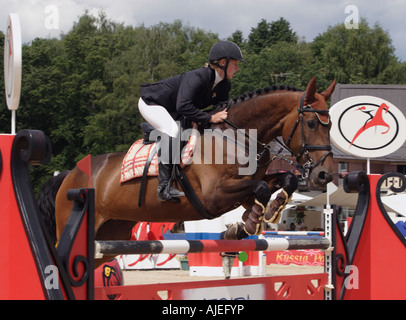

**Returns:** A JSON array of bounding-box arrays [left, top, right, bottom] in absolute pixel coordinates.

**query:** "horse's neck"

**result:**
[[227, 92, 298, 143]]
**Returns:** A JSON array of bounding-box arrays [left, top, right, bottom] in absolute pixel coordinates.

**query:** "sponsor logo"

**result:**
[[330, 96, 406, 158]]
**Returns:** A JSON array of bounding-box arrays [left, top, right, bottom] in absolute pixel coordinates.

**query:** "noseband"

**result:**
[[277, 93, 333, 179]]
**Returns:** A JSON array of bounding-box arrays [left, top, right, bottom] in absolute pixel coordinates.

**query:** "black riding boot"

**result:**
[[157, 163, 185, 203]]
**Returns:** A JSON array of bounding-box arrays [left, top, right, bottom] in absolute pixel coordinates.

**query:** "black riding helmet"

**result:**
[[209, 41, 245, 62], [209, 41, 245, 79]]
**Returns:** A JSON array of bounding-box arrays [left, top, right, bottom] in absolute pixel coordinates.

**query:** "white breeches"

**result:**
[[138, 98, 179, 138]]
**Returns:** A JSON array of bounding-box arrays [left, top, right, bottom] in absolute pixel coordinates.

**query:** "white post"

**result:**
[[326, 183, 331, 210], [366, 158, 370, 175], [259, 251, 265, 276], [11, 110, 16, 135], [323, 207, 334, 300]]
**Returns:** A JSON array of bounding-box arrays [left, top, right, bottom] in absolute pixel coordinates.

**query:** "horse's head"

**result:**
[[282, 77, 336, 187]]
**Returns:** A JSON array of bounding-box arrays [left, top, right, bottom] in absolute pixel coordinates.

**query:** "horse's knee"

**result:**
[[253, 180, 271, 207]]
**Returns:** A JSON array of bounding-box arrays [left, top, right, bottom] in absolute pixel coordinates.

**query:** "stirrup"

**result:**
[[167, 185, 185, 198], [157, 184, 184, 203]]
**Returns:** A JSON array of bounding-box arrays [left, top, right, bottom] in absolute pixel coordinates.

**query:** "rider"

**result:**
[[138, 40, 244, 202]]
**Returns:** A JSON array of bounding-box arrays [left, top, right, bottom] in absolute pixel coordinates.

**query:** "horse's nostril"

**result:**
[[318, 171, 327, 181], [318, 170, 333, 184]]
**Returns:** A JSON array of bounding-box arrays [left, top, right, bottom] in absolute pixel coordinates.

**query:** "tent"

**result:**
[[300, 185, 403, 216], [381, 193, 406, 217], [300, 185, 357, 208]]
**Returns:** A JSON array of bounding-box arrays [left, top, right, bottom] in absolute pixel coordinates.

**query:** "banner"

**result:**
[[265, 250, 324, 266]]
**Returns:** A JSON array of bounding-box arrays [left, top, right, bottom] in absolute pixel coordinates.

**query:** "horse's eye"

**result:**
[[307, 120, 318, 129]]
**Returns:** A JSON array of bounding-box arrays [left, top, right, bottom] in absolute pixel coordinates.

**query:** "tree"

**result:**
[[248, 18, 297, 54], [312, 18, 398, 84], [228, 30, 245, 49], [231, 41, 315, 96], [269, 17, 298, 45]]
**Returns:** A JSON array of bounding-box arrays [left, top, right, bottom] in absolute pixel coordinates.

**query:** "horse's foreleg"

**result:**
[[263, 172, 298, 223], [223, 180, 271, 240], [224, 173, 298, 240], [243, 180, 271, 236]]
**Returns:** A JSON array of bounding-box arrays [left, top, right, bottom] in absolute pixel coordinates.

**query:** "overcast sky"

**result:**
[[2, 0, 406, 61]]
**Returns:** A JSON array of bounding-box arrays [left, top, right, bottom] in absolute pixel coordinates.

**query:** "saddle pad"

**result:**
[[121, 124, 198, 183]]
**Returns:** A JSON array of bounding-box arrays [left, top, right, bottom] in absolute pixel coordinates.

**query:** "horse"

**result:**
[[38, 77, 336, 267]]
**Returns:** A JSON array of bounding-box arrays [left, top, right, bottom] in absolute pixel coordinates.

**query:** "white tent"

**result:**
[[381, 193, 406, 217], [300, 185, 403, 216], [300, 185, 357, 208]]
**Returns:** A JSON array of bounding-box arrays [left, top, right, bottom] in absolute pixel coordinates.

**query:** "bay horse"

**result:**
[[38, 77, 336, 267]]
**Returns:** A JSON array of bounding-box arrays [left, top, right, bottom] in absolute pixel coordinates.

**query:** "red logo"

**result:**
[[350, 103, 391, 147]]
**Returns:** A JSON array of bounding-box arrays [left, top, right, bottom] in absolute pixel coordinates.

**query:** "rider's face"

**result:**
[[218, 58, 240, 80], [226, 59, 240, 79]]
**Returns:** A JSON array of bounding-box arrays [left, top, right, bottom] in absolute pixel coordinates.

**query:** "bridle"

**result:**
[[274, 93, 333, 179], [223, 92, 333, 179]]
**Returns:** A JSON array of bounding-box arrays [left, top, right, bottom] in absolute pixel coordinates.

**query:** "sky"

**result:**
[[1, 0, 406, 62]]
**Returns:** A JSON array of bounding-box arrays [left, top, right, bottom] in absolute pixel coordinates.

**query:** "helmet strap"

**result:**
[[210, 57, 230, 80], [223, 57, 230, 80]]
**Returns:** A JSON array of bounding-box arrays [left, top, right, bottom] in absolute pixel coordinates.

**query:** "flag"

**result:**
[[76, 154, 91, 188]]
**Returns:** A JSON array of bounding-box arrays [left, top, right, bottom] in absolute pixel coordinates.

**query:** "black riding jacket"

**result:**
[[140, 66, 231, 128]]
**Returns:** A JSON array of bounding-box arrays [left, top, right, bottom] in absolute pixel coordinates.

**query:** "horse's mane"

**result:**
[[211, 85, 300, 113]]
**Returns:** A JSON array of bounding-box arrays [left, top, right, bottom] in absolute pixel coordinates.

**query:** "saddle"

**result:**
[[120, 123, 198, 183], [121, 123, 213, 219]]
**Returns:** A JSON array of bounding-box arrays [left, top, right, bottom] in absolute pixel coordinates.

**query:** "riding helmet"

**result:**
[[209, 41, 245, 63]]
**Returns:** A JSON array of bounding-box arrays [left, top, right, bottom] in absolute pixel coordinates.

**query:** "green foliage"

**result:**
[[2, 12, 405, 193], [248, 18, 298, 54], [312, 18, 402, 84]]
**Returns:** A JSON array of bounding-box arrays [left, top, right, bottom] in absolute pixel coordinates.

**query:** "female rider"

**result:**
[[138, 41, 244, 202]]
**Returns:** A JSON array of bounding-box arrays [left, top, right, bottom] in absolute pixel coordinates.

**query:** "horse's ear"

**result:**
[[321, 79, 337, 101], [304, 76, 317, 105]]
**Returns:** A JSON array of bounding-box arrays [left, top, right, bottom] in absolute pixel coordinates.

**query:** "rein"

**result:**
[[223, 100, 273, 167], [222, 92, 332, 178], [223, 118, 272, 167]]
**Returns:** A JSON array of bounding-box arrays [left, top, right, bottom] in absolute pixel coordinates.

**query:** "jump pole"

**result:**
[[95, 238, 331, 258], [262, 231, 325, 236]]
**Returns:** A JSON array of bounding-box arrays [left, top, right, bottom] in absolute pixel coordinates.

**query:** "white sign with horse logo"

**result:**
[[330, 95, 406, 158], [4, 13, 22, 112]]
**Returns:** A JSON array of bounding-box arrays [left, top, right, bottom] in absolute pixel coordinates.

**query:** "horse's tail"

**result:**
[[37, 171, 70, 245]]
